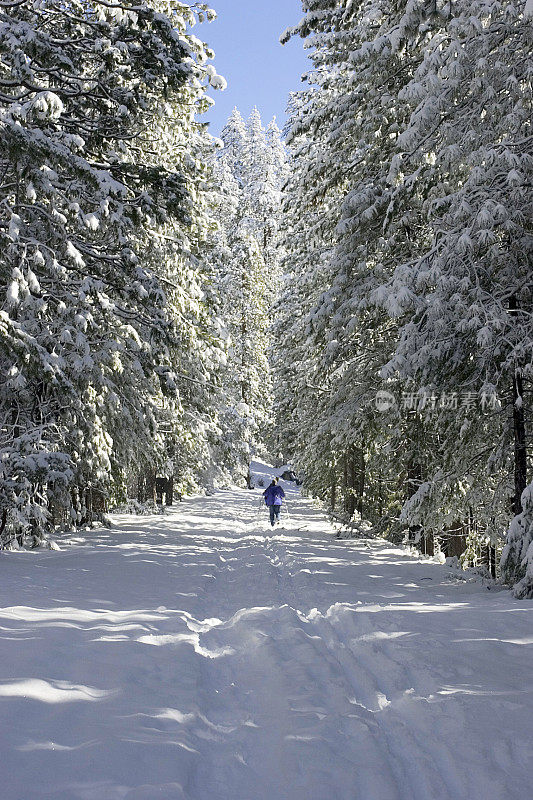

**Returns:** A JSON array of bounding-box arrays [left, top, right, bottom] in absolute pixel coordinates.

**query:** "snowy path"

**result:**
[[0, 480, 532, 799]]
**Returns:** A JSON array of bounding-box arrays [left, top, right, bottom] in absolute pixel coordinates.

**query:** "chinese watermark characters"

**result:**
[[375, 391, 500, 413]]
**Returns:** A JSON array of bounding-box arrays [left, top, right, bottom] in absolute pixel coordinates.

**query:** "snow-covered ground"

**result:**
[[1, 462, 532, 800]]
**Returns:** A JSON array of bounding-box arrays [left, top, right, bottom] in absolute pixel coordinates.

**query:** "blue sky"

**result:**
[[199, 0, 310, 135]]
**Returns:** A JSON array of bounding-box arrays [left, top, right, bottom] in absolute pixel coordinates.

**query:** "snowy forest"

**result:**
[[1, 0, 532, 597], [1, 3, 533, 798]]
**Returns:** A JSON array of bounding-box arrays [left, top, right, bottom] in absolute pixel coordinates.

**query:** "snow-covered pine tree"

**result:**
[[270, 88, 340, 486], [207, 107, 286, 482], [372, 0, 533, 583], [262, 118, 289, 296], [279, 0, 532, 579], [220, 108, 248, 188], [129, 65, 229, 497], [239, 109, 287, 293], [204, 156, 249, 482], [0, 0, 225, 542], [277, 0, 430, 522]]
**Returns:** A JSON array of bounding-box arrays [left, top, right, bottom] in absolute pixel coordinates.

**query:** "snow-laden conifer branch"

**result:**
[[273, 0, 532, 587], [0, 0, 226, 541]]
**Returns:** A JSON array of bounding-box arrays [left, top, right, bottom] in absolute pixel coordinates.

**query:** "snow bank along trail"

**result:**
[[0, 474, 532, 799]]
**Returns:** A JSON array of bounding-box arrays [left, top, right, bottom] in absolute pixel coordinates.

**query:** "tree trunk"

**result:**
[[357, 447, 365, 516], [86, 486, 93, 524], [166, 476, 174, 506], [343, 453, 349, 514], [512, 367, 527, 515], [488, 544, 497, 578], [146, 471, 157, 504], [0, 508, 7, 548], [346, 448, 356, 519], [509, 295, 527, 515]]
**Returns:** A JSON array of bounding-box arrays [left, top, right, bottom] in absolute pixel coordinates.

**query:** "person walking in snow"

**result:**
[[263, 478, 285, 527]]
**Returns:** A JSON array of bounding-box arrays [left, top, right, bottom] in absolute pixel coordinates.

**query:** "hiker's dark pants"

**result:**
[[268, 504, 281, 526]]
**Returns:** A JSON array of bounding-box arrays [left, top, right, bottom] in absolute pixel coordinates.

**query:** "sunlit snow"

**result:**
[[0, 464, 531, 799]]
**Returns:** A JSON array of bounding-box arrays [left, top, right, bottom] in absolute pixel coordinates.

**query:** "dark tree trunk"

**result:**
[[357, 447, 365, 516], [509, 295, 527, 515], [343, 453, 349, 514], [166, 476, 174, 506], [488, 545, 497, 578], [146, 471, 157, 504], [346, 448, 357, 519], [86, 486, 93, 524], [512, 367, 527, 515]]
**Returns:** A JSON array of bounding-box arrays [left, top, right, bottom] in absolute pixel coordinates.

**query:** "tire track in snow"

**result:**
[[123, 494, 533, 800], [261, 533, 417, 800], [261, 516, 527, 800], [166, 513, 399, 800], [220, 524, 406, 800], [255, 527, 494, 800]]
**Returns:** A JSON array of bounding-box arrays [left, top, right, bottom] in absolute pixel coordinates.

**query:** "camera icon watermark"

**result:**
[[375, 390, 397, 412]]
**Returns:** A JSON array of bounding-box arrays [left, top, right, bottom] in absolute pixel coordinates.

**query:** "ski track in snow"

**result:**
[[0, 465, 532, 799]]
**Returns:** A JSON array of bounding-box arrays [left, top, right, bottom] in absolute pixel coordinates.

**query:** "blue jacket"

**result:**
[[263, 484, 285, 506]]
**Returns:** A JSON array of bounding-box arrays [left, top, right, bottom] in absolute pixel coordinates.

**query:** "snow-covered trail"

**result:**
[[0, 479, 532, 800]]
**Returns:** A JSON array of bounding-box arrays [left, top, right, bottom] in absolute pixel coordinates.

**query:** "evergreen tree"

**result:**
[[209, 107, 286, 481], [0, 0, 225, 541], [373, 0, 532, 582], [220, 108, 247, 187], [276, 0, 533, 586]]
